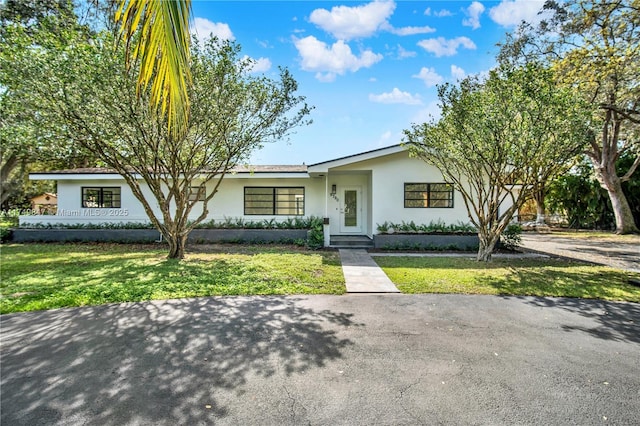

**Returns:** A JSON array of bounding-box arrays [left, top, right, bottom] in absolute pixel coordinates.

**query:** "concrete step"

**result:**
[[330, 235, 374, 249]]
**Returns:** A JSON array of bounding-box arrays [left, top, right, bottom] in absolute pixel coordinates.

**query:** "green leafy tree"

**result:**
[[547, 160, 615, 229], [0, 0, 97, 206], [501, 0, 640, 233], [405, 64, 588, 261], [21, 34, 310, 259], [548, 152, 640, 229]]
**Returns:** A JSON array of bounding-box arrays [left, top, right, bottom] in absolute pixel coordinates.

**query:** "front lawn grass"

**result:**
[[0, 243, 345, 314], [375, 256, 640, 302]]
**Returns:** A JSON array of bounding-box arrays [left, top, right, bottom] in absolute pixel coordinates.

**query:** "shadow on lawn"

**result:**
[[379, 257, 639, 301], [1, 245, 345, 313], [0, 297, 359, 424]]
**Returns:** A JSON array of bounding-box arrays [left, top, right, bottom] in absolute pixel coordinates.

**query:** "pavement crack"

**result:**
[[282, 384, 308, 424], [396, 377, 428, 425]]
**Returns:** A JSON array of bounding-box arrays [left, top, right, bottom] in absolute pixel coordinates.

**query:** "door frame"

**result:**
[[339, 186, 363, 234]]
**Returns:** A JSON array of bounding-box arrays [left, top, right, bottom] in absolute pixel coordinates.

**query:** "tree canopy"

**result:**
[[405, 64, 588, 260], [15, 30, 311, 258], [500, 0, 640, 233], [0, 0, 97, 206]]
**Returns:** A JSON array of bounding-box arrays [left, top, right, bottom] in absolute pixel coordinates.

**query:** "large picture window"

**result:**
[[404, 183, 453, 208], [244, 187, 305, 215], [82, 187, 121, 208]]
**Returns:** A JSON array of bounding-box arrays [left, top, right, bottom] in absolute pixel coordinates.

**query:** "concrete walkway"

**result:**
[[338, 249, 400, 293]]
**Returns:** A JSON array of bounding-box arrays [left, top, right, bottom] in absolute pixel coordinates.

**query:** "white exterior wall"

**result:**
[[201, 175, 326, 221], [330, 151, 472, 233], [22, 179, 152, 226], [21, 175, 326, 226], [20, 147, 518, 230]]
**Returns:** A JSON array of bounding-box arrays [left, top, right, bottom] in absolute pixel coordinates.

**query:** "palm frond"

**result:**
[[116, 0, 192, 136]]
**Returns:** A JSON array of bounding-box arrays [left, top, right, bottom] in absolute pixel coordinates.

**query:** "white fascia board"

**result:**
[[30, 172, 311, 181], [29, 173, 128, 181], [307, 144, 405, 173], [225, 172, 310, 179]]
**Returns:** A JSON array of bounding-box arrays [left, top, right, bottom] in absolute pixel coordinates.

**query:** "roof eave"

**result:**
[[308, 144, 405, 172]]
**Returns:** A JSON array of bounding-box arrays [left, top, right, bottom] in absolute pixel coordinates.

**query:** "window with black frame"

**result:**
[[82, 187, 121, 208], [404, 183, 453, 208], [244, 187, 304, 215], [188, 186, 206, 202]]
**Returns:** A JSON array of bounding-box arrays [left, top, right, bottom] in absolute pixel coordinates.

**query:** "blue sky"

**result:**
[[190, 1, 550, 165]]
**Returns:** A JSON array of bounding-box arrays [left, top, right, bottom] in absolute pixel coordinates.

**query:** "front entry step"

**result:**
[[330, 235, 374, 249]]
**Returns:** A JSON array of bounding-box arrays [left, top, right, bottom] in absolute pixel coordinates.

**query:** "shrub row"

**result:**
[[376, 219, 476, 234]]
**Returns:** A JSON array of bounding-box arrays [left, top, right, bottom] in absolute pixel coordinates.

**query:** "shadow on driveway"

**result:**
[[1, 297, 359, 425], [520, 296, 640, 344]]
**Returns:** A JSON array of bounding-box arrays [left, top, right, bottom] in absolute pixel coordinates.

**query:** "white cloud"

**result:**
[[387, 24, 436, 36], [315, 72, 337, 83], [412, 67, 444, 87], [294, 36, 383, 81], [413, 100, 442, 123], [397, 45, 417, 59], [369, 77, 378, 82], [257, 39, 272, 49], [191, 18, 234, 43], [424, 7, 431, 16], [309, 0, 396, 40], [474, 69, 492, 81], [380, 130, 392, 141], [434, 9, 454, 17], [417, 36, 476, 57], [451, 65, 466, 80], [242, 56, 272, 73], [369, 88, 422, 105], [489, 0, 550, 28], [310, 1, 433, 39], [463, 1, 485, 29]]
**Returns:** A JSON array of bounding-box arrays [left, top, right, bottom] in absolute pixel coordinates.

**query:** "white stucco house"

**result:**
[[20, 144, 515, 245]]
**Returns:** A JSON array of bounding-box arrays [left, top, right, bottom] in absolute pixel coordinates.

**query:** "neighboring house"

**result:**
[[30, 192, 57, 215], [20, 144, 516, 244]]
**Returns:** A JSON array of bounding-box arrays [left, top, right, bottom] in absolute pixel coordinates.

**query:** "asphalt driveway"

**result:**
[[1, 294, 639, 425], [521, 233, 640, 273]]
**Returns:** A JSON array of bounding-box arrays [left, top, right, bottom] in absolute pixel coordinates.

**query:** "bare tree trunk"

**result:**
[[533, 186, 547, 225], [589, 112, 639, 234], [166, 232, 188, 259], [477, 232, 500, 261], [593, 149, 639, 234], [601, 174, 639, 234], [0, 153, 19, 205]]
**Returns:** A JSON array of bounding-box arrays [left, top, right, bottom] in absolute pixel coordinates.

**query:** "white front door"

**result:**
[[339, 186, 362, 233]]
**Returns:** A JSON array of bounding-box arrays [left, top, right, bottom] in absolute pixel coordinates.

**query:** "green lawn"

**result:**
[[375, 256, 640, 302], [0, 243, 345, 313]]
